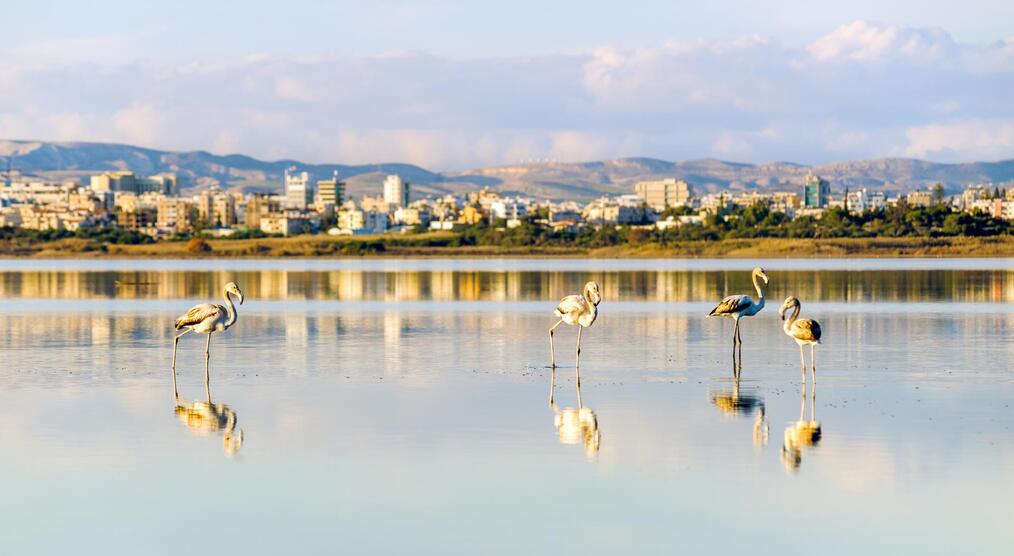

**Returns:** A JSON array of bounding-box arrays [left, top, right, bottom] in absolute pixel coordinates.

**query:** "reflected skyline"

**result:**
[[2, 268, 1013, 305]]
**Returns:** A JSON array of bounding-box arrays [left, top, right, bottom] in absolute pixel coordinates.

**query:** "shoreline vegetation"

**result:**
[[3, 204, 1012, 258], [1, 233, 1011, 258]]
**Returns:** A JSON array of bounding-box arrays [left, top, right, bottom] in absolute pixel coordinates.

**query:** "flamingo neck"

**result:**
[[223, 290, 238, 328], [752, 272, 765, 299], [783, 305, 800, 333]]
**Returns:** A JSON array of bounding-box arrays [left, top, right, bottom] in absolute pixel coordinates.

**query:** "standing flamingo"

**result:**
[[778, 296, 822, 384], [549, 281, 601, 368], [708, 267, 769, 357], [171, 282, 244, 390]]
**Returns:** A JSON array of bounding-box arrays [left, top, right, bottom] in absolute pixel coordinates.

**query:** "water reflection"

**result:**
[[711, 361, 768, 449], [781, 384, 821, 472], [2, 267, 1012, 303], [171, 364, 244, 457], [548, 366, 601, 460]]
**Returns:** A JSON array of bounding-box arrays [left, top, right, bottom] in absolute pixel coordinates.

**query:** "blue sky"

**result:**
[[1, 1, 1012, 168]]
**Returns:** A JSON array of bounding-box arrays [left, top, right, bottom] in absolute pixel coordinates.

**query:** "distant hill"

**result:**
[[3, 140, 1013, 201]]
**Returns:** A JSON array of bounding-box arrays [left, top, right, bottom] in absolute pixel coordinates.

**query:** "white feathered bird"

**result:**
[[549, 281, 602, 368], [778, 296, 822, 381], [708, 267, 769, 347], [171, 282, 244, 386]]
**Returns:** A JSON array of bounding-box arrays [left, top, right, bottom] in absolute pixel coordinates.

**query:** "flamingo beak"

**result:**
[[238, 292, 245, 305]]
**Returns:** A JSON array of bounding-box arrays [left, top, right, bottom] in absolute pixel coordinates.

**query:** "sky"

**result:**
[[1, 1, 1012, 169]]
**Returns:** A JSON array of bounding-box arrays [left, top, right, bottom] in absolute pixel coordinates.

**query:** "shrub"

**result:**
[[186, 238, 212, 254]]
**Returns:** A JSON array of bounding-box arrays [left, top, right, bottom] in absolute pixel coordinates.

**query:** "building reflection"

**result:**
[[548, 366, 601, 460], [781, 384, 821, 472], [2, 269, 1011, 304]]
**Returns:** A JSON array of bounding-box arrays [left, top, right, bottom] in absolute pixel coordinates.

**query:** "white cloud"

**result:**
[[807, 21, 958, 64], [112, 103, 169, 147], [903, 119, 1014, 161], [0, 21, 1010, 168]]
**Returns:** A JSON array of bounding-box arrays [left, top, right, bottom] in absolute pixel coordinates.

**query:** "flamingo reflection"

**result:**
[[172, 364, 244, 456], [781, 382, 821, 472], [711, 359, 768, 449], [548, 366, 601, 460]]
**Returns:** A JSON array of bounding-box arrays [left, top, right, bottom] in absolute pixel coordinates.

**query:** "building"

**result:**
[[90, 172, 176, 195], [489, 199, 528, 221], [260, 213, 313, 236], [634, 178, 693, 210], [803, 174, 831, 208], [284, 167, 313, 210], [394, 206, 432, 226], [383, 175, 410, 208], [584, 196, 653, 225], [906, 190, 934, 207], [316, 171, 345, 206], [337, 208, 389, 234], [245, 194, 281, 229], [197, 190, 237, 227], [157, 198, 196, 233], [845, 188, 887, 213]]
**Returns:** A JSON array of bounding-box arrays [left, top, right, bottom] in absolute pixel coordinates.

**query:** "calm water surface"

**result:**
[[1, 259, 1012, 554]]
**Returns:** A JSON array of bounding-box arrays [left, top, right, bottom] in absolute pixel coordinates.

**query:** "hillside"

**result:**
[[3, 140, 1013, 201]]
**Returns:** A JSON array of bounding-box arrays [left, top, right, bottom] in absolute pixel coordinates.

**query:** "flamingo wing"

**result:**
[[792, 319, 822, 343], [174, 303, 223, 330], [709, 294, 753, 316], [554, 294, 586, 318]]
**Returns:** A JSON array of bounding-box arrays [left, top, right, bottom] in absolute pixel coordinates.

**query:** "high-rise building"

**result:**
[[316, 171, 345, 206], [803, 173, 831, 208], [633, 178, 693, 210], [285, 167, 313, 210], [383, 174, 410, 208]]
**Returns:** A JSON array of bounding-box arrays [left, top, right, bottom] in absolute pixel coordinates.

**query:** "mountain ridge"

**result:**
[[3, 139, 1012, 201]]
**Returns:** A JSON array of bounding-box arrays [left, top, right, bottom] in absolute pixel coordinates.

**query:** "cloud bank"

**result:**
[[1, 21, 1012, 169]]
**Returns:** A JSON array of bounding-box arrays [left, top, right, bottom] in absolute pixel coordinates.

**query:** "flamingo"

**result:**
[[708, 267, 769, 357], [549, 281, 602, 368], [171, 281, 244, 389], [778, 296, 822, 383]]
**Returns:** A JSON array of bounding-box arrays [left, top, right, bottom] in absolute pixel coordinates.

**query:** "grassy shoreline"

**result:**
[[1, 233, 1012, 258]]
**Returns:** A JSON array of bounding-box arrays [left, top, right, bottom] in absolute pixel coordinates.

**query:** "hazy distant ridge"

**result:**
[[3, 140, 1013, 201]]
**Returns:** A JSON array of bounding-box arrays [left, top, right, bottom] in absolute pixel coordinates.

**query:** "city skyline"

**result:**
[[1, 2, 1012, 169]]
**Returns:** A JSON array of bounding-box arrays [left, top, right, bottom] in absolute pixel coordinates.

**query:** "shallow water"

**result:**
[[1, 259, 1012, 554]]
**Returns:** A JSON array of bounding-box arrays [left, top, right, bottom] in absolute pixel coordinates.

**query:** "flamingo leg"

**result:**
[[171, 329, 192, 372], [575, 325, 584, 369], [799, 344, 806, 381], [548, 319, 564, 368], [204, 333, 213, 394], [810, 344, 816, 386], [732, 318, 740, 345]]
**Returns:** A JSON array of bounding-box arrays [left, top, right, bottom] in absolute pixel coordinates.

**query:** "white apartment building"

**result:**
[[285, 168, 313, 210], [845, 188, 887, 213], [634, 178, 693, 210], [383, 175, 410, 208]]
